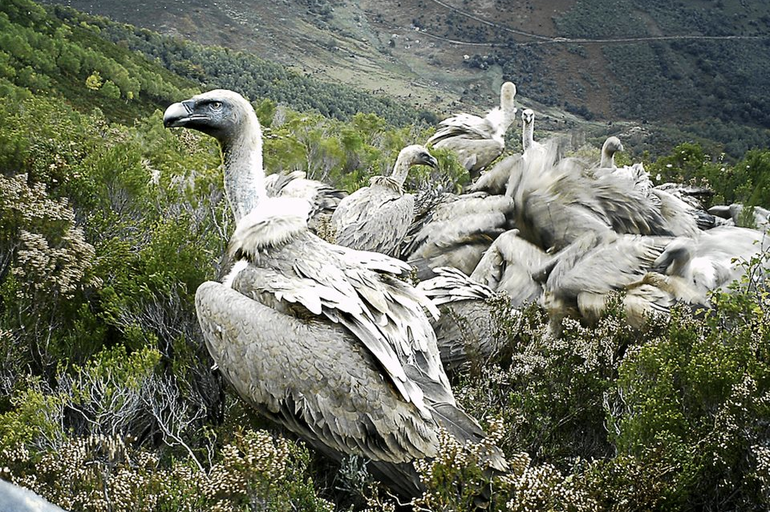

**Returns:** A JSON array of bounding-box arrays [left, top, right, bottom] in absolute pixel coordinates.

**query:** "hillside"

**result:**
[[0, 0, 199, 123], [39, 1, 770, 141]]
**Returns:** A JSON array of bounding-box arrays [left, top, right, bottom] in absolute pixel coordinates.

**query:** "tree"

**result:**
[[85, 70, 102, 91], [57, 45, 81, 76], [100, 79, 120, 99]]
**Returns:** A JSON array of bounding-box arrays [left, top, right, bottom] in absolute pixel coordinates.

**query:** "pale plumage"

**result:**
[[594, 137, 707, 236], [467, 154, 523, 196], [656, 183, 715, 211], [427, 82, 517, 180], [599, 136, 623, 169], [164, 89, 505, 497], [264, 170, 346, 236], [331, 145, 437, 256], [464, 109, 536, 196], [593, 137, 652, 195], [657, 183, 720, 231], [650, 187, 702, 237], [540, 232, 687, 332], [654, 225, 770, 297], [470, 228, 551, 307], [507, 139, 673, 253], [418, 230, 551, 373], [521, 108, 541, 153], [401, 189, 516, 280], [418, 230, 551, 372], [417, 266, 507, 374]]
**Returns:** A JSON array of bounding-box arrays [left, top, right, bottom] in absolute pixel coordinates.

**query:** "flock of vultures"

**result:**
[[66, 83, 763, 505]]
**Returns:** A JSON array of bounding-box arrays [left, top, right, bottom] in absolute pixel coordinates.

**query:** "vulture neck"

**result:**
[[501, 110, 517, 136], [499, 88, 517, 134], [221, 112, 267, 222], [389, 152, 413, 187], [600, 145, 616, 169], [522, 120, 534, 152]]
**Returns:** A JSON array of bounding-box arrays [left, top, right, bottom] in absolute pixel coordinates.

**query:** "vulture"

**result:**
[[539, 231, 701, 333], [656, 182, 715, 210], [467, 108, 539, 196], [400, 189, 516, 280], [417, 229, 551, 374], [470, 228, 551, 308], [330, 145, 437, 257], [163, 89, 506, 498], [427, 82, 518, 180], [652, 182, 719, 231], [650, 187, 703, 237], [506, 139, 672, 254], [417, 228, 556, 373], [594, 137, 707, 236], [417, 266, 507, 375], [593, 137, 649, 192], [520, 108, 541, 153], [264, 170, 346, 237], [467, 153, 523, 196], [654, 225, 770, 297], [599, 136, 623, 169]]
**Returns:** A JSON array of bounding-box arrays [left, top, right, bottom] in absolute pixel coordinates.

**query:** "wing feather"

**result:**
[[196, 281, 439, 469], [428, 114, 496, 142], [231, 229, 450, 417]]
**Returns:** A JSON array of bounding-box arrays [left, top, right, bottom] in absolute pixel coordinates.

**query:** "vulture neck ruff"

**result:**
[[230, 197, 311, 257]]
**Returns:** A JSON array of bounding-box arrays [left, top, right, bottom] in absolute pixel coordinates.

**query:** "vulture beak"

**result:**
[[163, 100, 197, 128], [421, 153, 439, 169]]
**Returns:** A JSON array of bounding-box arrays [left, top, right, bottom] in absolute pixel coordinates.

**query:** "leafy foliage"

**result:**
[[602, 274, 770, 510], [0, 0, 198, 123], [44, 2, 431, 128], [646, 141, 770, 208]]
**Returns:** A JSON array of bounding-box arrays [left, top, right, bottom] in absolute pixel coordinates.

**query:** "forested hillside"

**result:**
[[2, 0, 770, 510], [37, 0, 770, 158]]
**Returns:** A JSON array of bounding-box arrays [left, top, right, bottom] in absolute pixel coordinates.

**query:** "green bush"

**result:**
[[602, 274, 770, 509]]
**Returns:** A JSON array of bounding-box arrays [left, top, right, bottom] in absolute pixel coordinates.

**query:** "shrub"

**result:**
[[411, 420, 597, 511], [604, 269, 770, 510]]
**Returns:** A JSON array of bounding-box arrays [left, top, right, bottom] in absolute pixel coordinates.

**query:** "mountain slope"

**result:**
[[39, 0, 770, 125]]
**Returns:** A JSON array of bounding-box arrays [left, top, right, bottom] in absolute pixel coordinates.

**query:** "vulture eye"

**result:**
[[210, 101, 223, 111]]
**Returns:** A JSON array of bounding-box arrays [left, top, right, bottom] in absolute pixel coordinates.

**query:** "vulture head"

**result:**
[[500, 81, 517, 112], [387, 144, 438, 187], [521, 108, 535, 126], [600, 136, 624, 168], [399, 145, 439, 169], [164, 89, 266, 222], [163, 89, 256, 143]]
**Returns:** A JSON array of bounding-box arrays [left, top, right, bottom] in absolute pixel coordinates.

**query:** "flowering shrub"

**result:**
[[1, 429, 333, 512], [411, 420, 596, 511]]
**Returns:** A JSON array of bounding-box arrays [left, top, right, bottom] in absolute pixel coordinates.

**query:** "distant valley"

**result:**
[[40, 0, 770, 155]]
